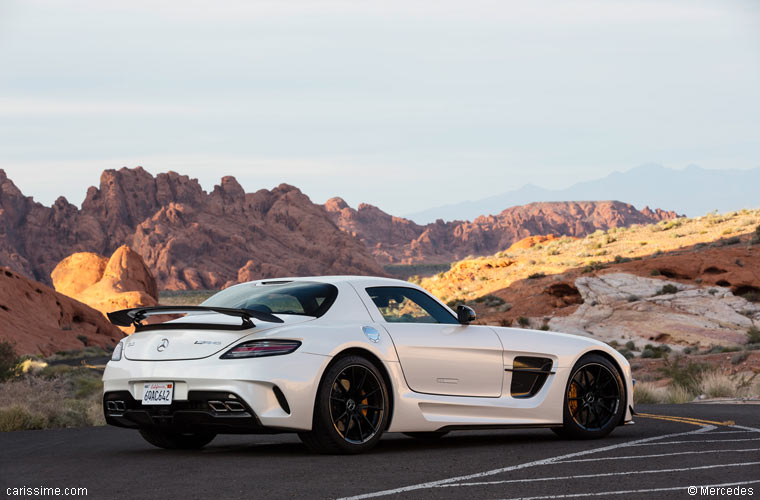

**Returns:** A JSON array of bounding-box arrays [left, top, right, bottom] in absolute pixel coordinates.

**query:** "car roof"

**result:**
[[242, 275, 414, 287]]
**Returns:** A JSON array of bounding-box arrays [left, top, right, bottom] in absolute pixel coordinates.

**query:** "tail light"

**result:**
[[220, 340, 301, 359]]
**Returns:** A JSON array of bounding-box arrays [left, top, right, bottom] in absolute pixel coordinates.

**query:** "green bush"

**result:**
[[658, 356, 706, 395], [517, 316, 530, 327], [748, 326, 760, 344], [656, 284, 679, 295], [527, 272, 545, 280], [0, 341, 18, 381]]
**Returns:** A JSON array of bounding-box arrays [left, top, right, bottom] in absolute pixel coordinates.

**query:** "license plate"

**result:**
[[142, 382, 174, 405]]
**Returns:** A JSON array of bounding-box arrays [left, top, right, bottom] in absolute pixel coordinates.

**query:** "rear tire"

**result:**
[[139, 428, 216, 449], [553, 353, 625, 440], [299, 355, 389, 454]]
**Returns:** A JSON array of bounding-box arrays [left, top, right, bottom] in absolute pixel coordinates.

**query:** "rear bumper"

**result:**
[[103, 390, 280, 434], [102, 351, 329, 432]]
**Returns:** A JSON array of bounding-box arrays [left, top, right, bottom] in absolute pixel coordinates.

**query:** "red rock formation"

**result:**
[[0, 168, 385, 289], [51, 246, 158, 321], [0, 267, 124, 356], [325, 199, 678, 265]]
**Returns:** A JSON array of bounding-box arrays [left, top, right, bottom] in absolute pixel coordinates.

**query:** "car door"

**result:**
[[359, 285, 504, 398]]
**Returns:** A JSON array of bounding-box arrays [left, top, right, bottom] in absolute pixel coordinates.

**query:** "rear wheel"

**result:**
[[553, 354, 625, 440], [299, 355, 389, 454], [139, 428, 216, 449]]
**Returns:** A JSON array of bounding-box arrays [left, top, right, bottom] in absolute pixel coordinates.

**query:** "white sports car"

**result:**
[[103, 276, 634, 454]]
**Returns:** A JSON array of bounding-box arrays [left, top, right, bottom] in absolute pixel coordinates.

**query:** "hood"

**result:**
[[123, 313, 314, 361]]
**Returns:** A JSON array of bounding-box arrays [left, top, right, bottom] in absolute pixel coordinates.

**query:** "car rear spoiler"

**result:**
[[107, 306, 284, 332]]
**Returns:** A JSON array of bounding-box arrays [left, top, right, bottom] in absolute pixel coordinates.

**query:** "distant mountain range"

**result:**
[[0, 167, 679, 290], [405, 164, 760, 224], [325, 198, 677, 265]]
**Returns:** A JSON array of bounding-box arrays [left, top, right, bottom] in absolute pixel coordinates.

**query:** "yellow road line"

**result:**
[[637, 412, 735, 427]]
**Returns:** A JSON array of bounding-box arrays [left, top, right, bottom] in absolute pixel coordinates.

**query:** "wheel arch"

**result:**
[[318, 347, 396, 431]]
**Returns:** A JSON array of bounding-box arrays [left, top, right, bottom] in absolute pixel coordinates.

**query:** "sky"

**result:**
[[0, 0, 758, 215]]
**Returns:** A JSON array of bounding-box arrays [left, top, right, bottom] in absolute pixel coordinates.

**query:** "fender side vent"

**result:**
[[272, 385, 291, 414], [509, 356, 554, 399]]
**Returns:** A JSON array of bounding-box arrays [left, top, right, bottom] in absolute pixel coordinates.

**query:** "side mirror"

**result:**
[[456, 305, 476, 324]]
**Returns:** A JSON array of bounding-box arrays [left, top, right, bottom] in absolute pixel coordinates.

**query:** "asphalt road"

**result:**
[[1, 404, 758, 500]]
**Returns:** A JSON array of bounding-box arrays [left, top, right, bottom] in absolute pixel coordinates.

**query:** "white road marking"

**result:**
[[731, 424, 760, 433], [492, 479, 760, 500], [703, 430, 757, 434], [336, 425, 715, 500], [628, 437, 760, 446], [553, 447, 760, 463], [434, 461, 760, 488]]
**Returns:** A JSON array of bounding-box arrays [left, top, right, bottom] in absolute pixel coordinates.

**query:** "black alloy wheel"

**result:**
[[299, 355, 389, 454], [553, 353, 625, 439], [329, 364, 386, 444]]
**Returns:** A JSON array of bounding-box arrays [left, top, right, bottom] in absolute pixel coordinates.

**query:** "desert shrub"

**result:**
[[0, 406, 47, 432], [748, 326, 760, 344], [497, 302, 513, 312], [582, 261, 608, 273], [708, 288, 718, 295], [616, 348, 634, 359], [656, 284, 679, 295], [613, 255, 631, 264], [723, 236, 741, 246], [517, 316, 530, 327], [731, 351, 750, 365], [658, 356, 706, 395], [0, 341, 19, 381], [539, 324, 550, 331], [625, 340, 636, 350], [474, 294, 505, 307], [499, 318, 512, 327], [527, 272, 545, 280], [650, 269, 661, 276]]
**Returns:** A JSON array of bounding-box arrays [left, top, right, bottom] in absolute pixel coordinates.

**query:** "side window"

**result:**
[[366, 287, 458, 324]]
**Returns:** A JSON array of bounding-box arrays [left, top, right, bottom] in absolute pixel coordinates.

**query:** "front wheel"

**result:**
[[139, 428, 216, 449], [299, 355, 389, 454], [553, 353, 625, 440]]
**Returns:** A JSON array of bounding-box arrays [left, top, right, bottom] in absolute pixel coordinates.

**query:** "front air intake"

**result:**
[[510, 356, 554, 398]]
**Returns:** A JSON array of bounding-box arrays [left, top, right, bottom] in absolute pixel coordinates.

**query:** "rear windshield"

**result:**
[[201, 282, 338, 317]]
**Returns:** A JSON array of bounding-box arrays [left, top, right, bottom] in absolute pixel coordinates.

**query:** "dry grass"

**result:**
[[0, 368, 104, 431], [633, 370, 760, 404], [633, 382, 667, 404]]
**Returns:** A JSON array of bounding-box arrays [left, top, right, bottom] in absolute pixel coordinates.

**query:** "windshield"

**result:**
[[201, 281, 338, 317]]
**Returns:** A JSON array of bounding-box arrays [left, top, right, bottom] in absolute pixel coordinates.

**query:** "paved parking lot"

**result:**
[[1, 404, 758, 500]]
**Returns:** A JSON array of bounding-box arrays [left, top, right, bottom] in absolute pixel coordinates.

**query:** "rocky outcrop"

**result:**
[[548, 273, 759, 348], [0, 168, 384, 289], [52, 245, 158, 319], [0, 267, 124, 356], [325, 199, 678, 265]]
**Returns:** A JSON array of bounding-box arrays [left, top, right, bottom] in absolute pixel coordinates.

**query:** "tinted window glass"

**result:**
[[366, 287, 458, 324], [202, 282, 338, 317]]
